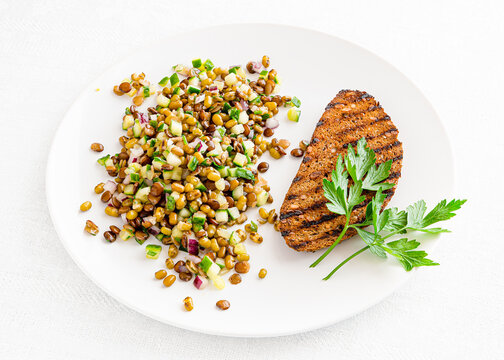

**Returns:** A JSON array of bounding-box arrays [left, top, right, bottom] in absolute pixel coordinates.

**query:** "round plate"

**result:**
[[46, 24, 454, 337]]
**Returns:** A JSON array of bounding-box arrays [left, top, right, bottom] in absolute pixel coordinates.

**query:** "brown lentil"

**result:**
[[183, 296, 194, 311], [262, 55, 270, 68], [290, 148, 304, 157], [249, 232, 263, 244], [84, 220, 99, 235], [258, 268, 267, 279], [216, 300, 230, 310], [94, 183, 105, 194], [229, 273, 242, 285], [235, 261, 250, 273], [90, 143, 104, 152], [80, 201, 92, 212], [119, 82, 132, 93], [263, 128, 274, 137], [109, 225, 120, 235], [179, 272, 193, 282], [168, 244, 179, 258], [165, 258, 174, 269], [103, 231, 116, 243], [101, 191, 112, 202], [163, 274, 176, 287], [155, 269, 167, 280]]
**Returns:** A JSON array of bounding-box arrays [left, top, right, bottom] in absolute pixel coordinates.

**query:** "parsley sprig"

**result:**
[[310, 138, 466, 280]]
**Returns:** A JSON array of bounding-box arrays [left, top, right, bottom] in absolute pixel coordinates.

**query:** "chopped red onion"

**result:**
[[187, 254, 201, 264], [128, 146, 144, 164], [208, 85, 218, 93], [187, 238, 199, 255], [138, 112, 149, 124], [265, 117, 279, 129], [148, 226, 160, 236], [115, 193, 128, 202], [121, 213, 127, 223], [213, 130, 222, 139], [144, 178, 153, 186], [143, 216, 156, 226], [195, 94, 205, 104], [103, 180, 117, 194], [252, 61, 262, 73], [240, 99, 249, 111], [193, 275, 208, 290], [123, 174, 131, 185]]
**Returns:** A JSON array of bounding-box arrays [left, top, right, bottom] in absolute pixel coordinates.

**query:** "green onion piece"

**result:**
[[149, 120, 158, 128], [291, 96, 301, 108], [97, 154, 110, 166], [145, 244, 162, 259], [236, 168, 255, 180], [262, 113, 271, 120], [217, 127, 226, 137], [223, 102, 231, 113], [188, 156, 198, 171], [212, 160, 224, 170], [199, 255, 214, 273], [250, 221, 258, 232], [250, 96, 261, 104], [173, 86, 181, 95], [229, 66, 238, 74], [125, 107, 131, 115], [158, 76, 169, 86], [203, 59, 214, 71], [192, 58, 202, 68], [170, 73, 179, 86], [182, 135, 188, 145], [229, 108, 240, 120], [166, 196, 175, 211], [130, 173, 140, 182], [143, 86, 150, 98]]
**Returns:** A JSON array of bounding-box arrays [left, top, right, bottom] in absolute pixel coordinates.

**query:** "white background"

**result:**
[[1, 0, 503, 359]]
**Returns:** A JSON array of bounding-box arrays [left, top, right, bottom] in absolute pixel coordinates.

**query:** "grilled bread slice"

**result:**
[[279, 90, 403, 252]]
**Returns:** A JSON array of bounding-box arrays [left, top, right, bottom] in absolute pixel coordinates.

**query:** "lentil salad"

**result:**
[[85, 56, 304, 305]]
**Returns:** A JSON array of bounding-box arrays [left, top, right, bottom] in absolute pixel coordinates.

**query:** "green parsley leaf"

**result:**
[[362, 159, 395, 191], [382, 208, 408, 232], [345, 138, 376, 182], [384, 238, 439, 271]]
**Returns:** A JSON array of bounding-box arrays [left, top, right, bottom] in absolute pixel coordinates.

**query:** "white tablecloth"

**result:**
[[1, 0, 503, 358]]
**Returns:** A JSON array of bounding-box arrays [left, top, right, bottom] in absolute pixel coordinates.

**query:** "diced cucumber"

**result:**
[[187, 85, 201, 94], [215, 209, 228, 223], [119, 229, 134, 241], [165, 195, 175, 211], [198, 71, 208, 81], [215, 178, 225, 191], [188, 76, 199, 86], [192, 211, 206, 225], [156, 94, 170, 107], [228, 167, 238, 178], [242, 140, 255, 157], [227, 207, 239, 220], [218, 166, 229, 178], [238, 111, 249, 124], [169, 73, 179, 86], [234, 243, 247, 255], [122, 114, 134, 129], [171, 167, 182, 181], [130, 173, 140, 182], [166, 152, 182, 167], [215, 258, 225, 269], [217, 228, 230, 239], [145, 244, 162, 259], [232, 185, 244, 200], [230, 124, 244, 134], [135, 187, 151, 202], [199, 256, 214, 273], [256, 190, 269, 207], [195, 181, 207, 192], [203, 59, 214, 71], [287, 108, 301, 122], [152, 157, 166, 171], [178, 208, 191, 218], [171, 226, 182, 241], [123, 184, 135, 195], [192, 58, 202, 68], [229, 231, 241, 245], [233, 153, 247, 167], [187, 156, 198, 171], [170, 120, 182, 136], [132, 121, 142, 138]]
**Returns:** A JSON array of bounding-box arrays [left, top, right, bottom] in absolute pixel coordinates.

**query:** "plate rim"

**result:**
[[45, 22, 455, 338]]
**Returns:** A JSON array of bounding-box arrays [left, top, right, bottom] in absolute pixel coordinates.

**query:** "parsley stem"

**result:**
[[323, 245, 370, 280], [310, 217, 350, 268]]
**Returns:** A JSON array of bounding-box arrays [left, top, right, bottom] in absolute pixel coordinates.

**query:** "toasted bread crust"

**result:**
[[279, 90, 403, 252]]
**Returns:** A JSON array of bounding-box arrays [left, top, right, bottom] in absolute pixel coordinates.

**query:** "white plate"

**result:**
[[46, 24, 454, 337]]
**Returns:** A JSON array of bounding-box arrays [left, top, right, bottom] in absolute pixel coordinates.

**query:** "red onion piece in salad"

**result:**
[[115, 193, 128, 203], [251, 61, 262, 73], [121, 213, 127, 223], [186, 254, 201, 264], [143, 215, 156, 226], [187, 238, 199, 255], [128, 146, 144, 164], [138, 112, 149, 124], [148, 225, 160, 236], [195, 94, 205, 104], [144, 178, 153, 186], [193, 275, 208, 290], [123, 174, 131, 185], [265, 117, 279, 129], [103, 180, 117, 194], [208, 85, 218, 93], [239, 99, 249, 111]]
